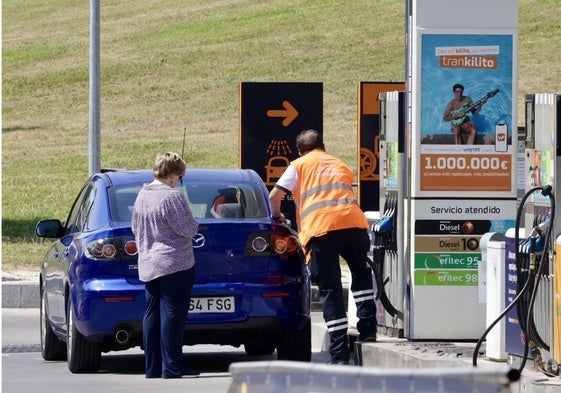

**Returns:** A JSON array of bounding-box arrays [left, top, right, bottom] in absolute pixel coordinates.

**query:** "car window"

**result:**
[[109, 181, 269, 222], [109, 184, 143, 222], [64, 184, 95, 234], [184, 182, 268, 219]]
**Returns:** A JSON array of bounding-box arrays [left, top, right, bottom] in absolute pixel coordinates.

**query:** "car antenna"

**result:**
[[181, 127, 187, 160]]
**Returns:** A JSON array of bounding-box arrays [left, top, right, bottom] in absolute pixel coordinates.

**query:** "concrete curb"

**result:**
[[2, 344, 42, 353], [2, 280, 39, 308], [228, 360, 520, 393], [354, 340, 561, 393]]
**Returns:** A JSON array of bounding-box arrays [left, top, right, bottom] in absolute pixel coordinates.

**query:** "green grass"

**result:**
[[3, 0, 561, 270]]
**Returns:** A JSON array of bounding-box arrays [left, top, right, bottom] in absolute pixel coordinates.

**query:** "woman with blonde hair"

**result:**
[[132, 152, 199, 378]]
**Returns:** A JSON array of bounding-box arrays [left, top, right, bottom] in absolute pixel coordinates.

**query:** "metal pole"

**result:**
[[89, 0, 101, 175]]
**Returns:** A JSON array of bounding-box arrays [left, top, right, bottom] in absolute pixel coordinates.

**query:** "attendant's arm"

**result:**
[[269, 186, 287, 221]]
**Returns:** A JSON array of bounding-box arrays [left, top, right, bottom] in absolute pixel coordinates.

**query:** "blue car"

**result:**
[[36, 168, 311, 373]]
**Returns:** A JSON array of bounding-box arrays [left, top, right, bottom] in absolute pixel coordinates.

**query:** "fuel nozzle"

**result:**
[[372, 215, 393, 234], [528, 218, 550, 239], [525, 218, 550, 254], [519, 236, 536, 255]]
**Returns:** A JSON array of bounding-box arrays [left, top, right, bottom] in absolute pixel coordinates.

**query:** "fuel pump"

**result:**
[[474, 184, 557, 377], [370, 91, 407, 337], [520, 93, 561, 374], [474, 93, 561, 377]]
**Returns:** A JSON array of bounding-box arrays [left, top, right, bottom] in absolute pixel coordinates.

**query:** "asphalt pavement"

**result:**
[[3, 277, 561, 392]]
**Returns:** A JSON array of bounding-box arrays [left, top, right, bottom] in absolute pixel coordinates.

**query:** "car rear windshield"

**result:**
[[109, 181, 269, 222]]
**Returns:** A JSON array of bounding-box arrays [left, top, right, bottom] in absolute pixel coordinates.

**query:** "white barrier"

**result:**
[[228, 360, 519, 393]]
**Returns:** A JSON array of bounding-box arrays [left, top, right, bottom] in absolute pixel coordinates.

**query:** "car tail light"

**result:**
[[273, 233, 298, 255], [251, 236, 269, 253], [85, 237, 137, 260], [124, 240, 138, 256], [245, 231, 301, 257]]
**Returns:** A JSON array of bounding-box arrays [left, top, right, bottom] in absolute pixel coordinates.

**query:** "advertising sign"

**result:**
[[504, 235, 526, 357], [413, 199, 515, 288], [414, 32, 517, 196], [409, 198, 516, 339], [407, 0, 518, 340]]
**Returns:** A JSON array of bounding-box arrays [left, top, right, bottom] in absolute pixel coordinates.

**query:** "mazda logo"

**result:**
[[192, 233, 205, 248]]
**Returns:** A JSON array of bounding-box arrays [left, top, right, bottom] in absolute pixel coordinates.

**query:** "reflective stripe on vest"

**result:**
[[300, 195, 359, 222], [299, 182, 354, 201]]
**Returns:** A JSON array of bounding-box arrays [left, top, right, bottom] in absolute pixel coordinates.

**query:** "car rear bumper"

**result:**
[[71, 278, 145, 340], [72, 278, 310, 343]]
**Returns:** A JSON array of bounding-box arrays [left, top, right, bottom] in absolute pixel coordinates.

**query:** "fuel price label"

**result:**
[[414, 253, 480, 270], [415, 236, 480, 252], [421, 153, 511, 191], [414, 218, 482, 287], [414, 270, 479, 286], [413, 247, 481, 286], [415, 219, 491, 236]]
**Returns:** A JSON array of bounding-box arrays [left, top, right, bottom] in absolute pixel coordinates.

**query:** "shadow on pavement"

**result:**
[[94, 350, 275, 375]]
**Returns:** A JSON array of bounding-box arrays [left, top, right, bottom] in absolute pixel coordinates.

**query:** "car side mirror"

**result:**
[[35, 219, 64, 238]]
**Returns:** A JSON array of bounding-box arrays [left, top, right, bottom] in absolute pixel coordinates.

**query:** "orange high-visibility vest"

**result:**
[[291, 149, 368, 249]]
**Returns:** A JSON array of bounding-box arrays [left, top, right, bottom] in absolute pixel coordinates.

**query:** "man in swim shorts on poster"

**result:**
[[442, 83, 495, 145]]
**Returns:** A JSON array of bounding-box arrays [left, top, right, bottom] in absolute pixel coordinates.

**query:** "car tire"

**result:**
[[67, 299, 101, 373], [276, 318, 312, 362], [244, 340, 276, 356], [40, 287, 66, 361]]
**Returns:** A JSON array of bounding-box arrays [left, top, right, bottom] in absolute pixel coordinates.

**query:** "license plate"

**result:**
[[189, 296, 235, 313]]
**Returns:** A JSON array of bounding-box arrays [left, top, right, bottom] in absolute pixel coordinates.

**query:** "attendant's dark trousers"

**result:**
[[308, 228, 377, 363]]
